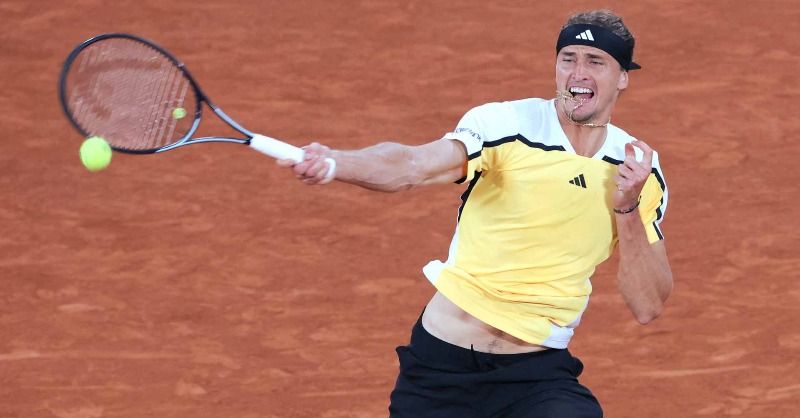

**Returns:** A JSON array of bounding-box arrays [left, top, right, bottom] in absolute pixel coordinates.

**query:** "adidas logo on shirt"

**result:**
[[568, 174, 587, 188], [575, 30, 594, 41]]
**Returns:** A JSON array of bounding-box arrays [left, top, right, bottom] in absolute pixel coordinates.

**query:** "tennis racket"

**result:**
[[58, 33, 334, 177]]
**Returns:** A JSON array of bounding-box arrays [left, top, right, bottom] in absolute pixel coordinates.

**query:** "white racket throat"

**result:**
[[249, 134, 336, 182]]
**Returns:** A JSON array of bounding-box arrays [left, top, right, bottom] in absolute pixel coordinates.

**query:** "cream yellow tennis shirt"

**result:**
[[423, 98, 667, 348]]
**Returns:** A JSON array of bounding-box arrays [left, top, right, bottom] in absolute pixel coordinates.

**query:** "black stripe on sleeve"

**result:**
[[650, 167, 666, 221], [454, 135, 564, 219], [650, 166, 666, 191], [603, 154, 668, 233], [457, 171, 482, 222], [653, 222, 664, 240], [483, 134, 566, 151], [454, 150, 483, 184], [602, 155, 666, 191], [516, 135, 567, 151], [456, 134, 565, 183], [483, 135, 518, 148]]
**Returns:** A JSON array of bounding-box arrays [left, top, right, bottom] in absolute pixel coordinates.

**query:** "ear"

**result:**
[[617, 70, 629, 91]]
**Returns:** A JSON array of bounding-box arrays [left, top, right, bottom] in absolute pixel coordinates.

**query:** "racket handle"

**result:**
[[249, 134, 336, 182], [250, 134, 304, 162]]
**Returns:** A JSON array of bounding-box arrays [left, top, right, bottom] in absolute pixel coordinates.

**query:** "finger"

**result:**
[[318, 161, 335, 185], [301, 143, 319, 161], [613, 175, 627, 191], [304, 142, 322, 151], [617, 163, 635, 179], [303, 149, 317, 162], [621, 158, 637, 172], [624, 142, 635, 160], [292, 160, 316, 177], [305, 159, 328, 179], [303, 142, 329, 158], [276, 158, 295, 167], [631, 140, 653, 167], [621, 154, 649, 178]]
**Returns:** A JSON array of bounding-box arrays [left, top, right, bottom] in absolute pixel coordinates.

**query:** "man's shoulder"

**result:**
[[607, 123, 638, 144], [603, 124, 663, 169]]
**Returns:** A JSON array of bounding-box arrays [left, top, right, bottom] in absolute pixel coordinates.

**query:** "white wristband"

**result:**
[[320, 158, 336, 184]]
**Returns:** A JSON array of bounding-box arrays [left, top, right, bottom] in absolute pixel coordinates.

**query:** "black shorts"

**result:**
[[389, 317, 602, 418]]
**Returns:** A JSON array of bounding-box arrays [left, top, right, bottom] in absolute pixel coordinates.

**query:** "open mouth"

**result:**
[[568, 86, 594, 102]]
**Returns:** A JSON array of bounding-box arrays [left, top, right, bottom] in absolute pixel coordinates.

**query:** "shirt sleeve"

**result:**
[[638, 152, 668, 243], [441, 102, 515, 184]]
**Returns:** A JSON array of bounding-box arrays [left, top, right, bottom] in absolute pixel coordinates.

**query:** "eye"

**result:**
[[591, 60, 604, 65]]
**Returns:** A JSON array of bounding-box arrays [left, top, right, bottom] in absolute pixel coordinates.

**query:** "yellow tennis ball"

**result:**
[[79, 136, 112, 172], [172, 107, 187, 119]]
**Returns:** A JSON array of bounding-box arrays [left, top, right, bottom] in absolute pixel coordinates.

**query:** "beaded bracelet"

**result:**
[[613, 197, 641, 214]]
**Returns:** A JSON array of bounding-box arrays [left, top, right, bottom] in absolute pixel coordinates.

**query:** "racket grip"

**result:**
[[250, 134, 304, 162], [249, 134, 336, 182]]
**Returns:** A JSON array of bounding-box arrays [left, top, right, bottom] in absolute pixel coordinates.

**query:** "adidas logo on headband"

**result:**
[[575, 30, 595, 41], [557, 24, 641, 70]]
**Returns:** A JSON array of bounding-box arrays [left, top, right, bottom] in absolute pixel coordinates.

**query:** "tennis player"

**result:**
[[280, 9, 672, 417]]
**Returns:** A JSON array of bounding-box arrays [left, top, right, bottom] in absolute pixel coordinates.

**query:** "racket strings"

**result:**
[[64, 38, 196, 151]]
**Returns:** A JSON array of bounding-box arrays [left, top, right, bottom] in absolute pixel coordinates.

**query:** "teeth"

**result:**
[[569, 87, 593, 94]]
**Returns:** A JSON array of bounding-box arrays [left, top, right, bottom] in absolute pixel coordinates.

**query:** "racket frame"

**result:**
[[59, 33, 261, 154]]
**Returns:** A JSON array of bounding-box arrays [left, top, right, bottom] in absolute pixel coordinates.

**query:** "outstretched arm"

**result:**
[[278, 138, 468, 192], [613, 140, 674, 324]]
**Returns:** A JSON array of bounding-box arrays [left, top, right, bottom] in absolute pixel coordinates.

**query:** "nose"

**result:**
[[572, 60, 590, 80]]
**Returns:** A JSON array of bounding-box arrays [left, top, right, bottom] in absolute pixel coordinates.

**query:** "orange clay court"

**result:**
[[1, 1, 798, 417]]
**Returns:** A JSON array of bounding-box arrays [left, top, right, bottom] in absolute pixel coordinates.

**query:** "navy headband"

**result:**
[[556, 24, 641, 71]]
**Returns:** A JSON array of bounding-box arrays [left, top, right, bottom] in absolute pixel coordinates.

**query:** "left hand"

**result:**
[[613, 140, 653, 212]]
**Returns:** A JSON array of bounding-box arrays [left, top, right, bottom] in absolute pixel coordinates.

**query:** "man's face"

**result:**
[[555, 45, 629, 124]]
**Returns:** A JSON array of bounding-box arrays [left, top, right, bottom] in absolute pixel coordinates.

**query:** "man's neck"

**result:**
[[558, 114, 609, 157]]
